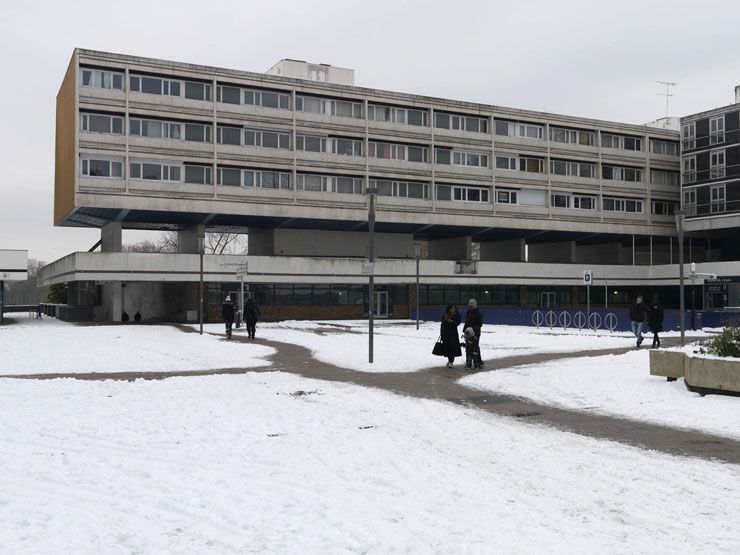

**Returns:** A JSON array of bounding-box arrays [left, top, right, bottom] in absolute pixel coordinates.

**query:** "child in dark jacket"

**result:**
[[460, 327, 481, 370]]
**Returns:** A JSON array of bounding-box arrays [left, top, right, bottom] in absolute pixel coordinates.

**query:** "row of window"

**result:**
[[682, 116, 727, 150], [80, 68, 678, 149], [682, 149, 729, 183], [79, 155, 673, 214], [683, 186, 727, 215]]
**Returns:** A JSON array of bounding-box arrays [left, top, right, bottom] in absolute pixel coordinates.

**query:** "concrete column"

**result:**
[[479, 239, 525, 262], [427, 236, 472, 260], [101, 222, 122, 252], [528, 241, 576, 263], [177, 225, 205, 254]]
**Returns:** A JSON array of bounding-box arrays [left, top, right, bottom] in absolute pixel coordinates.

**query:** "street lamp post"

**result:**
[[414, 241, 421, 330], [675, 210, 686, 346], [198, 232, 205, 336], [367, 187, 378, 364]]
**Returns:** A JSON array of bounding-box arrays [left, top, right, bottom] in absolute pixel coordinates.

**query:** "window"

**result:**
[[217, 86, 290, 109], [573, 195, 596, 210], [436, 148, 488, 167], [650, 139, 679, 156], [682, 122, 696, 150], [684, 189, 697, 216], [602, 165, 642, 182], [369, 142, 427, 162], [368, 104, 428, 126], [550, 160, 595, 178], [650, 169, 679, 187], [217, 167, 242, 187], [81, 68, 123, 90], [451, 185, 490, 202], [129, 161, 181, 182], [184, 164, 212, 185], [80, 157, 123, 178], [495, 190, 518, 204], [710, 184, 726, 213], [80, 113, 123, 134], [370, 179, 429, 199], [242, 170, 291, 189], [129, 118, 181, 139], [434, 112, 489, 133], [494, 120, 543, 139], [217, 126, 243, 146], [710, 115, 725, 145], [551, 193, 570, 208], [552, 191, 597, 210], [296, 95, 362, 118], [549, 127, 595, 146], [602, 197, 643, 213], [184, 122, 212, 143], [296, 174, 364, 194], [496, 155, 518, 170], [710, 149, 726, 179], [682, 156, 696, 184], [184, 81, 212, 101], [129, 75, 181, 96], [652, 200, 676, 215], [244, 128, 291, 150]]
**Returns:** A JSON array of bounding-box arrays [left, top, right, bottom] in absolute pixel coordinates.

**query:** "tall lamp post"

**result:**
[[198, 231, 205, 336], [367, 187, 377, 363], [675, 209, 686, 346], [414, 241, 421, 330]]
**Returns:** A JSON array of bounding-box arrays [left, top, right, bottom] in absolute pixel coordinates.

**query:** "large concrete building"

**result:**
[[39, 48, 738, 321]]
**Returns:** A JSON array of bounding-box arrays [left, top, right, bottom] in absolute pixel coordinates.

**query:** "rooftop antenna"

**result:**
[[656, 81, 677, 117]]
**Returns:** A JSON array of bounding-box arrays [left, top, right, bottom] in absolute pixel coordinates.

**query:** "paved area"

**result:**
[[2, 325, 738, 465]]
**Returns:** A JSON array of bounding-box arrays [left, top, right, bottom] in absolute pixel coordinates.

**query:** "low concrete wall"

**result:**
[[650, 350, 740, 395], [649, 350, 685, 378]]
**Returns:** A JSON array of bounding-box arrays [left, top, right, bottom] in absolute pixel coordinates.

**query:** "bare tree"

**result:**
[[205, 233, 247, 255]]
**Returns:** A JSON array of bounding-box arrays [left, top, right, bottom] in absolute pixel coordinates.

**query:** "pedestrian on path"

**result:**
[[629, 294, 647, 347], [464, 298, 484, 368], [244, 297, 261, 339], [461, 327, 481, 370], [440, 305, 462, 368], [222, 296, 235, 339], [647, 295, 664, 349]]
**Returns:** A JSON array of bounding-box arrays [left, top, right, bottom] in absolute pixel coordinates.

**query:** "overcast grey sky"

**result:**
[[1, 0, 739, 263]]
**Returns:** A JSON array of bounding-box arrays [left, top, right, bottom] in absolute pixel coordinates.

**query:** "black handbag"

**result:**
[[432, 336, 446, 356]]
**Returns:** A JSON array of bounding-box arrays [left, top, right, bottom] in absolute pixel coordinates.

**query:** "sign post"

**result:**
[[583, 270, 593, 328]]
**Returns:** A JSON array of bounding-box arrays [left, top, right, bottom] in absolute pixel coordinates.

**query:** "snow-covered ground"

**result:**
[[1, 372, 738, 553], [461, 349, 740, 440], [0, 317, 274, 374], [210, 319, 711, 373]]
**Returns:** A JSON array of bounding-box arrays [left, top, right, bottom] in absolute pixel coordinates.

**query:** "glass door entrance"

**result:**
[[373, 291, 389, 318]]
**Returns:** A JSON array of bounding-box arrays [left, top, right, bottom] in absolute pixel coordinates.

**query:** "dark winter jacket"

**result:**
[[647, 305, 664, 333], [464, 308, 483, 337], [222, 301, 235, 322], [440, 311, 462, 358], [629, 302, 647, 323], [244, 300, 261, 323]]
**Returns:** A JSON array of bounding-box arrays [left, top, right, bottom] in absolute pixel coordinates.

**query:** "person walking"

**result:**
[[629, 294, 648, 347], [440, 305, 462, 368], [222, 295, 235, 339], [464, 298, 484, 368], [244, 297, 261, 339], [647, 295, 664, 349]]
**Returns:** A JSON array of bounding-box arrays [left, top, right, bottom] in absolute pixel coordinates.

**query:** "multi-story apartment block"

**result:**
[[44, 49, 716, 322], [680, 88, 740, 309]]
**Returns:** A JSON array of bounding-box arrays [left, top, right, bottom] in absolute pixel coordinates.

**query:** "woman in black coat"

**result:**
[[647, 295, 664, 349], [440, 305, 462, 368]]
